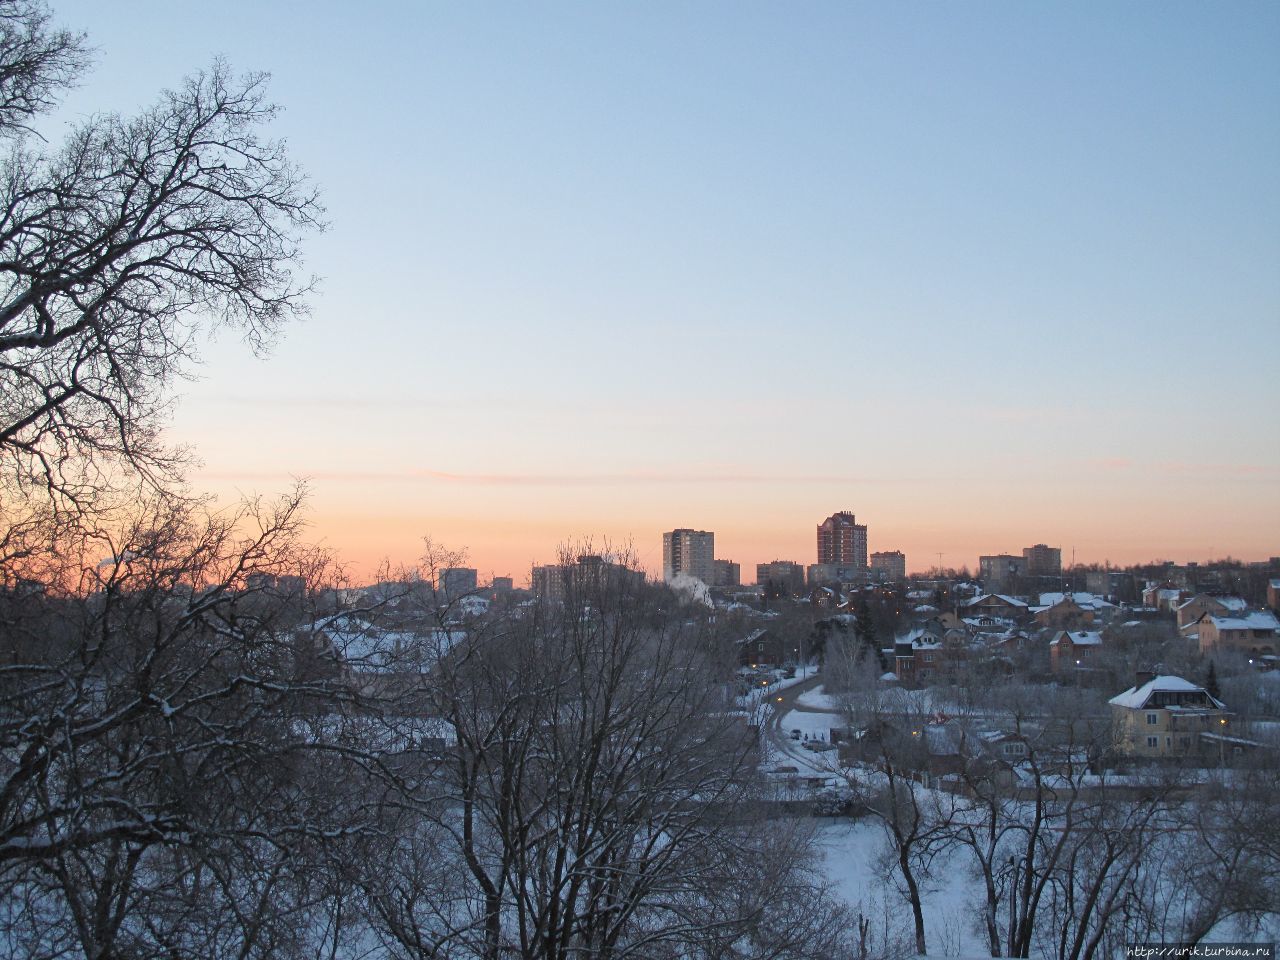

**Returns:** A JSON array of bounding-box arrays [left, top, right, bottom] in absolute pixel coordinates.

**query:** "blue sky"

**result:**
[[49, 1, 1280, 579]]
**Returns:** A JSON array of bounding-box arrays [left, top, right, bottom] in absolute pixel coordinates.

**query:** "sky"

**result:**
[[49, 1, 1280, 584]]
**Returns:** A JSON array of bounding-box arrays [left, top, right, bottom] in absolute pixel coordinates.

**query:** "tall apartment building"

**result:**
[[1023, 543, 1063, 577], [870, 550, 907, 582], [807, 563, 863, 587], [712, 559, 741, 588], [979, 554, 1025, 593], [817, 511, 868, 569], [532, 555, 645, 601], [662, 529, 715, 584], [756, 560, 805, 596], [437, 567, 478, 599]]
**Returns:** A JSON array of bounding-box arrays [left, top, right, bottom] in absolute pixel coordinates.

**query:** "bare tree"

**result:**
[[0, 488, 387, 960], [947, 731, 1024, 956], [354, 547, 853, 960], [0, 0, 86, 137], [1153, 762, 1280, 946], [834, 687, 958, 956], [0, 1, 321, 516]]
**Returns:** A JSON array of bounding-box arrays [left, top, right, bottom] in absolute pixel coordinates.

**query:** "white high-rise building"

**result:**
[[662, 529, 715, 584]]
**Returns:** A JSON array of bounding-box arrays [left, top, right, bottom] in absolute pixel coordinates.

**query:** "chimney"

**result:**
[[1134, 670, 1155, 689]]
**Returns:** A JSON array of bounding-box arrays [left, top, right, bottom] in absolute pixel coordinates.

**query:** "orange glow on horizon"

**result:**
[[186, 457, 1280, 588]]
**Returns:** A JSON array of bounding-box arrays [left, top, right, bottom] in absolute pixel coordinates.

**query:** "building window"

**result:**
[[1180, 737, 1191, 749], [1146, 713, 1158, 725], [1145, 736, 1158, 748]]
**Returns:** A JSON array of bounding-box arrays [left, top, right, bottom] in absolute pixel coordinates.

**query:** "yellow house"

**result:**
[[1109, 674, 1227, 759], [1186, 611, 1279, 657], [1175, 594, 1248, 629]]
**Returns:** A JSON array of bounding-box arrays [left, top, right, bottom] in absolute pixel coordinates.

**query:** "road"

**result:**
[[758, 673, 843, 769]]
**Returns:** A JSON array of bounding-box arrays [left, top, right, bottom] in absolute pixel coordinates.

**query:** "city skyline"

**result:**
[[45, 1, 1280, 583], [393, 514, 1274, 590], [5, 5, 1278, 955]]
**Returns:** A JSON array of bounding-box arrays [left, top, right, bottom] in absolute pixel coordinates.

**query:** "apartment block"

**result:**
[[662, 529, 715, 584], [870, 550, 907, 582], [817, 511, 868, 569]]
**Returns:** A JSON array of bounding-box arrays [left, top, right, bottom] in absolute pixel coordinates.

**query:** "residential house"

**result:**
[[1049, 630, 1103, 673], [1175, 594, 1249, 629], [840, 717, 1031, 792], [963, 593, 1030, 623], [1108, 674, 1228, 759], [1142, 584, 1187, 613], [737, 627, 790, 668], [1184, 610, 1280, 657], [839, 717, 962, 783], [1033, 592, 1116, 629], [299, 612, 464, 702], [888, 626, 967, 687]]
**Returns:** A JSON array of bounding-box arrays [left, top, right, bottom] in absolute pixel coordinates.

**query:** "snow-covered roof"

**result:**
[[894, 626, 946, 649], [1035, 592, 1115, 611], [303, 614, 464, 673], [1176, 595, 1248, 613], [965, 593, 1028, 608], [963, 615, 1011, 625], [1108, 675, 1224, 710], [455, 594, 490, 614], [1208, 611, 1280, 631], [925, 725, 961, 755], [1053, 630, 1102, 646]]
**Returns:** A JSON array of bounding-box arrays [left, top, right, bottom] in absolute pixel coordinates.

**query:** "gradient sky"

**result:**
[[51, 1, 1280, 583]]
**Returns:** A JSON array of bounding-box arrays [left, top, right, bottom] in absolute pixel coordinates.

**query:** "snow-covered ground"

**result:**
[[795, 686, 841, 710], [818, 818, 1280, 955], [818, 820, 985, 956], [778, 708, 839, 740], [733, 666, 820, 710]]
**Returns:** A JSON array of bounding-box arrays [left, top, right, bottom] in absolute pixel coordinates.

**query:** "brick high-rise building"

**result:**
[[662, 529, 715, 584], [817, 511, 868, 569]]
